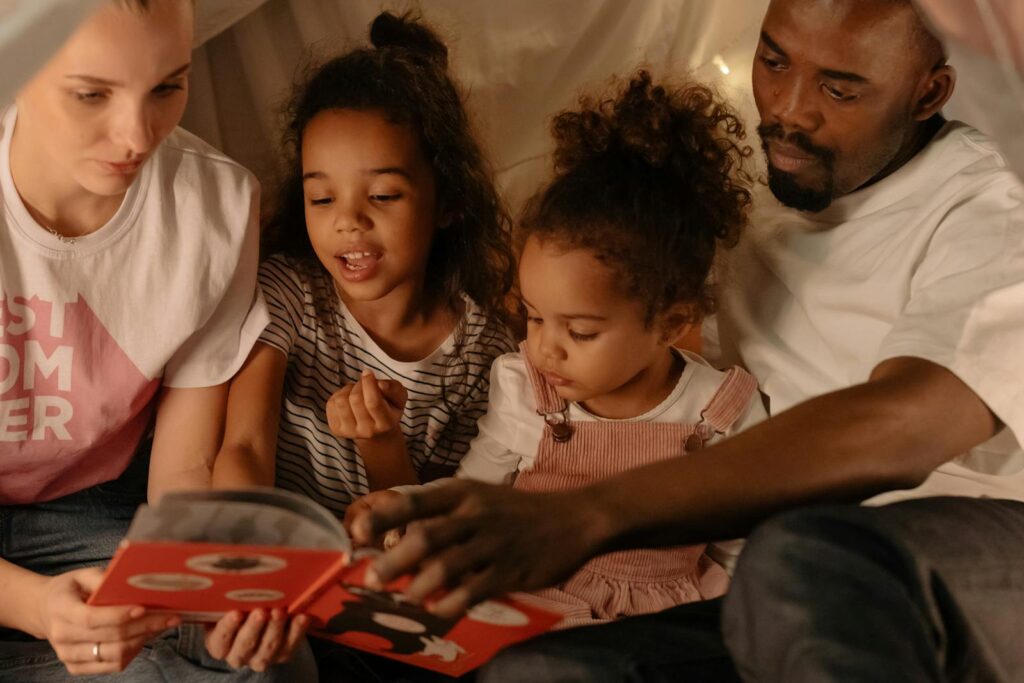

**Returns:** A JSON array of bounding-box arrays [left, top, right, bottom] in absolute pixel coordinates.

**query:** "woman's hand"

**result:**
[[36, 567, 179, 675], [327, 370, 407, 442], [204, 609, 309, 672]]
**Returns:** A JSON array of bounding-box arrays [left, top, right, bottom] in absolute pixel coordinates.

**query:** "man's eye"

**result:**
[[823, 84, 856, 102], [759, 55, 785, 70]]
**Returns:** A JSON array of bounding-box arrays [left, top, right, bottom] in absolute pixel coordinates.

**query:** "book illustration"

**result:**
[[185, 552, 287, 575], [126, 573, 213, 592]]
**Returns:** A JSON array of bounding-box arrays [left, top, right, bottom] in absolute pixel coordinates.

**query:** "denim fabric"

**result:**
[[723, 497, 1024, 683], [477, 497, 1024, 683], [477, 597, 739, 683], [0, 447, 317, 682]]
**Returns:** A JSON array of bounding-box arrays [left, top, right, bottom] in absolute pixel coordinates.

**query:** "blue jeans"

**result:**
[[0, 448, 316, 682], [478, 497, 1024, 683]]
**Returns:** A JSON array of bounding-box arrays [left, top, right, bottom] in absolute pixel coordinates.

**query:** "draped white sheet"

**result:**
[[181, 0, 770, 210]]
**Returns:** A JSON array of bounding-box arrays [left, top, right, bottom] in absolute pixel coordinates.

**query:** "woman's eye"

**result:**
[[526, 316, 542, 325], [153, 82, 185, 97], [309, 197, 333, 206], [569, 330, 597, 342], [370, 193, 402, 202], [73, 91, 106, 104]]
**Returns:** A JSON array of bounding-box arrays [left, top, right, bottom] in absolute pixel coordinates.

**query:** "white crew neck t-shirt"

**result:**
[[708, 120, 1024, 504], [0, 107, 268, 504]]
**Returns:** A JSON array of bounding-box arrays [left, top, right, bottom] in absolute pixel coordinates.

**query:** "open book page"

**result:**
[[306, 556, 565, 677]]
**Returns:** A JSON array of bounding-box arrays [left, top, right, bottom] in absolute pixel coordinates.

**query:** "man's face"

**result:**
[[752, 0, 934, 211]]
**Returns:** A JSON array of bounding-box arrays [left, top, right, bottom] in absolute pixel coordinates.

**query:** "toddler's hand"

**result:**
[[344, 490, 403, 548], [327, 370, 407, 441]]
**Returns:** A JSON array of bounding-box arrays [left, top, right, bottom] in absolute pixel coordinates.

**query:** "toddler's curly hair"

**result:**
[[521, 70, 753, 324]]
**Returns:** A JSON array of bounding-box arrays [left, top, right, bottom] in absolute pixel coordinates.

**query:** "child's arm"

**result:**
[[147, 383, 229, 501], [328, 370, 418, 490], [211, 342, 288, 488]]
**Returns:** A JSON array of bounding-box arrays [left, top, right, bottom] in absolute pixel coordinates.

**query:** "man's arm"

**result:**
[[356, 356, 998, 616], [148, 383, 230, 501]]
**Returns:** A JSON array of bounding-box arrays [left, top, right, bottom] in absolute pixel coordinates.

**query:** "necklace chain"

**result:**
[[43, 225, 76, 245]]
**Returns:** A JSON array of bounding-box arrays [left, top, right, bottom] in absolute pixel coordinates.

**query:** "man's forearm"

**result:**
[[587, 359, 997, 553]]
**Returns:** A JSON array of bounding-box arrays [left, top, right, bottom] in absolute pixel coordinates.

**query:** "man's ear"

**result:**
[[913, 64, 956, 121]]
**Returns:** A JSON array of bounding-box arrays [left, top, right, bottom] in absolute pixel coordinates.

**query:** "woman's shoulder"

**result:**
[[157, 127, 256, 185]]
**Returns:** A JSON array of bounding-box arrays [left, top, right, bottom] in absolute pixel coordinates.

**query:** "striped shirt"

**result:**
[[257, 254, 515, 518]]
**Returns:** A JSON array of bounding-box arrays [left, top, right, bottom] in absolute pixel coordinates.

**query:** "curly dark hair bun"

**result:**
[[369, 11, 448, 69], [523, 69, 753, 323]]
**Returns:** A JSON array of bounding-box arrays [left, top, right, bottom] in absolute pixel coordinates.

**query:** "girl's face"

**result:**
[[13, 0, 192, 198], [519, 235, 681, 415], [301, 109, 440, 306]]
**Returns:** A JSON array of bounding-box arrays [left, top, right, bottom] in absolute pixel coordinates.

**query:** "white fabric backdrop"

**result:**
[[181, 0, 770, 212]]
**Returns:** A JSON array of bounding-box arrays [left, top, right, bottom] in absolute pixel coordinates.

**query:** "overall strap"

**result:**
[[519, 342, 573, 442], [519, 342, 568, 415], [695, 366, 759, 442]]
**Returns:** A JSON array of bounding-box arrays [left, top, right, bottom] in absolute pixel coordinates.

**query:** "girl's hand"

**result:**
[[327, 370, 407, 442], [204, 609, 309, 672], [344, 490, 403, 547], [37, 568, 179, 676]]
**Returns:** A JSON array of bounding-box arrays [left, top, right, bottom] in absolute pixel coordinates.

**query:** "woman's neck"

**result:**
[[9, 120, 123, 237], [580, 349, 684, 420], [340, 280, 461, 363]]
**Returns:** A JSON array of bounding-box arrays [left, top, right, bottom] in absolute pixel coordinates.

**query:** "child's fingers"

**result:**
[[347, 382, 376, 437], [326, 387, 358, 437], [360, 372, 397, 432], [377, 379, 408, 410]]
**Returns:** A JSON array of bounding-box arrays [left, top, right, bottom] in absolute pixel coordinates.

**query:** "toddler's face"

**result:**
[[302, 108, 439, 305], [519, 235, 677, 418]]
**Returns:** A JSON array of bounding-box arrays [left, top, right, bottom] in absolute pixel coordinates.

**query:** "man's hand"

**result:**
[[348, 479, 606, 618], [36, 568, 178, 676]]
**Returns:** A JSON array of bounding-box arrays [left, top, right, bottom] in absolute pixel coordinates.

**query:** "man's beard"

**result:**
[[758, 123, 837, 212]]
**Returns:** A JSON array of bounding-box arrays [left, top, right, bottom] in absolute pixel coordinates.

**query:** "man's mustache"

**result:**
[[757, 123, 835, 163]]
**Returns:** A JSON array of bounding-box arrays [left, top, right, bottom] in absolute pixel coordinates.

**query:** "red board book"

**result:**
[[88, 488, 563, 676]]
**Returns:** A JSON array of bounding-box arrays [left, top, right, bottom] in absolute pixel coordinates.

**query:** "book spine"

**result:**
[[287, 553, 350, 618]]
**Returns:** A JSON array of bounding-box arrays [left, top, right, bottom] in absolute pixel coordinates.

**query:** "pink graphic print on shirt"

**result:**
[[0, 294, 158, 504]]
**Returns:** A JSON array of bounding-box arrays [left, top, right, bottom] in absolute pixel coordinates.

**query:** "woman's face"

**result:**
[[14, 0, 193, 198]]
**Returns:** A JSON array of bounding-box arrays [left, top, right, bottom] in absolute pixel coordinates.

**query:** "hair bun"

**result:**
[[369, 12, 448, 69]]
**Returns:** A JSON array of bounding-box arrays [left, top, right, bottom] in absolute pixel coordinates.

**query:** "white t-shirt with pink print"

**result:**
[[0, 106, 268, 504]]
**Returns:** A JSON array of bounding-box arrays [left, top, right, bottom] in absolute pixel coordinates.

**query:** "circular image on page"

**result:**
[[186, 553, 287, 575], [127, 573, 213, 592], [225, 589, 286, 602], [466, 601, 530, 627]]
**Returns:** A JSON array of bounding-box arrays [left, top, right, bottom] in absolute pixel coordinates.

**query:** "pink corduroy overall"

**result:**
[[513, 345, 758, 626]]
